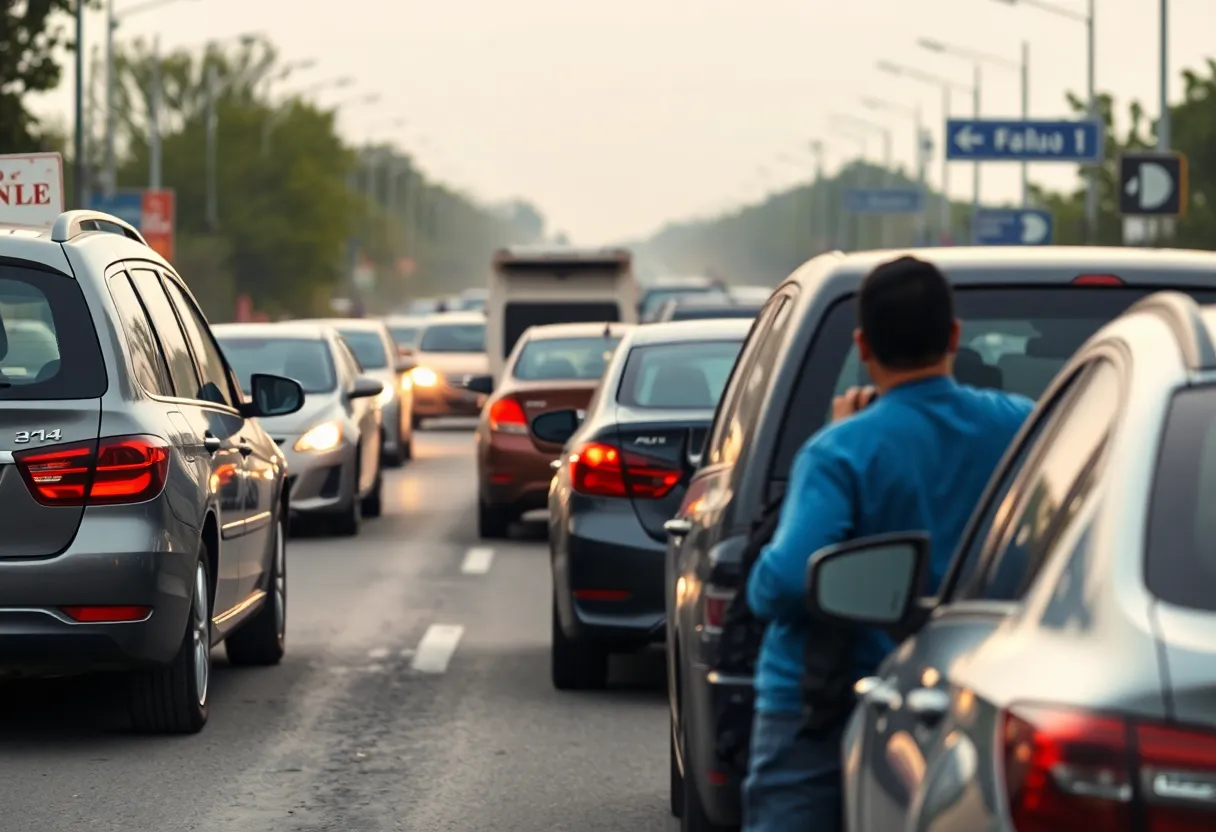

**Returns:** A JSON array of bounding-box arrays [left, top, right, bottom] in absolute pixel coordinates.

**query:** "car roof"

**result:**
[[382, 315, 426, 326], [627, 317, 753, 345], [421, 311, 486, 325], [212, 322, 331, 340], [295, 317, 388, 332], [522, 321, 633, 340], [642, 276, 719, 289]]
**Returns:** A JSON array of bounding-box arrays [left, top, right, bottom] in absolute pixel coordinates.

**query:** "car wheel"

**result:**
[[680, 680, 733, 831], [671, 716, 685, 818], [361, 464, 384, 517], [331, 458, 362, 537], [226, 517, 288, 666], [411, 413, 424, 431], [382, 434, 407, 469], [550, 597, 608, 691], [399, 431, 413, 461], [478, 498, 511, 539], [128, 552, 211, 734]]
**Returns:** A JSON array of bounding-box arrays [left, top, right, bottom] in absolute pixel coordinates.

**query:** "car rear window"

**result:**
[[772, 286, 1216, 481], [641, 287, 724, 320], [337, 329, 389, 369], [513, 336, 621, 380], [618, 339, 743, 409], [1145, 385, 1216, 612], [503, 301, 620, 358], [0, 264, 106, 400], [217, 336, 337, 394], [388, 325, 420, 348], [420, 323, 485, 353]]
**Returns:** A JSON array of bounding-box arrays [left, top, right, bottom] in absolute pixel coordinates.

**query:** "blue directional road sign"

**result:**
[[88, 189, 144, 229], [946, 119, 1103, 163], [844, 188, 925, 215], [972, 208, 1054, 246]]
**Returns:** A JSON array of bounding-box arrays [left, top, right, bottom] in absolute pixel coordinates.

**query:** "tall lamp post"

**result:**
[[992, 0, 1096, 240]]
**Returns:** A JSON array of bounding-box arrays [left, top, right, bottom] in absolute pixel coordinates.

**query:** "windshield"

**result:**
[[640, 287, 720, 320], [618, 339, 742, 408], [388, 325, 420, 348], [513, 336, 621, 380], [337, 329, 390, 369], [217, 337, 337, 393], [459, 297, 486, 312], [419, 323, 486, 352]]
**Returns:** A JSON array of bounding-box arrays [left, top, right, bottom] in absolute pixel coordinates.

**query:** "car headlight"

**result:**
[[377, 384, 395, 406], [412, 366, 439, 387], [293, 420, 342, 453]]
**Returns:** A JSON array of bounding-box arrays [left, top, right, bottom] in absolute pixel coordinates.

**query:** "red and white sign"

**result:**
[[141, 189, 175, 261], [0, 152, 64, 228]]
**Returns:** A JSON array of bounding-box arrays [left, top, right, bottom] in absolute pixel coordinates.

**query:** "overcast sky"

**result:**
[[30, 0, 1216, 244]]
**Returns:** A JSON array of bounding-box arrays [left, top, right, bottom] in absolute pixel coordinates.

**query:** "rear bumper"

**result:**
[[0, 505, 196, 674], [552, 499, 666, 647], [480, 431, 558, 511]]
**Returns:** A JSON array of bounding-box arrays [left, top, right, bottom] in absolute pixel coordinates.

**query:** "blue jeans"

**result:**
[[742, 711, 843, 832]]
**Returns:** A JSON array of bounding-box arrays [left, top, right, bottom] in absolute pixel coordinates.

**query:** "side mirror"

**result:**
[[531, 408, 581, 445], [806, 532, 930, 628], [465, 375, 493, 396], [246, 373, 305, 418], [395, 358, 416, 374], [349, 375, 384, 400]]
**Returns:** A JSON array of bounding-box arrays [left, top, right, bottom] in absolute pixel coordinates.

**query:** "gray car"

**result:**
[[214, 323, 385, 536], [296, 317, 415, 466], [0, 209, 305, 735], [809, 290, 1216, 832]]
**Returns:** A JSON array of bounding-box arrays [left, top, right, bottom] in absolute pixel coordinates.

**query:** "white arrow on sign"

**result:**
[[1020, 213, 1050, 244], [1124, 162, 1174, 209], [953, 126, 984, 153]]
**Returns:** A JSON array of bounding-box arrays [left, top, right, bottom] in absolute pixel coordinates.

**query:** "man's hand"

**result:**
[[831, 386, 878, 422]]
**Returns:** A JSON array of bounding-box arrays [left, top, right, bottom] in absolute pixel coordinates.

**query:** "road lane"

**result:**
[[0, 425, 677, 832]]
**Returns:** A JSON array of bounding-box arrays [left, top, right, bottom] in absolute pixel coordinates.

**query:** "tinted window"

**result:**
[[668, 306, 760, 321], [503, 301, 620, 358], [337, 329, 389, 369], [163, 279, 235, 408], [640, 286, 720, 320], [973, 360, 1119, 600], [108, 273, 172, 396], [773, 287, 1216, 482], [0, 265, 107, 399], [706, 296, 785, 467], [419, 323, 486, 353], [388, 325, 420, 348], [217, 337, 337, 394], [1146, 385, 1216, 612], [129, 269, 200, 399], [513, 336, 620, 380], [618, 340, 743, 409]]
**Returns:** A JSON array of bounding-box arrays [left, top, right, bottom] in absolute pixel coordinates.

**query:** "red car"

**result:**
[[472, 322, 631, 538]]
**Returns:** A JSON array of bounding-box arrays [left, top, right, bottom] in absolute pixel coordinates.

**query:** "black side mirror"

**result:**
[[531, 408, 581, 445], [465, 375, 493, 396], [806, 532, 930, 630], [349, 375, 384, 400], [245, 373, 305, 418]]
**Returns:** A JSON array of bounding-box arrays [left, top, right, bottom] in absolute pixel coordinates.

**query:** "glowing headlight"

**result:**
[[411, 366, 439, 387], [377, 384, 395, 405], [293, 420, 342, 453]]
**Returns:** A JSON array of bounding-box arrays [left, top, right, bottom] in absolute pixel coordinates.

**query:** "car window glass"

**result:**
[[107, 273, 172, 396], [513, 336, 621, 381], [215, 336, 337, 394], [162, 278, 236, 408], [617, 340, 743, 408], [969, 360, 1120, 601], [337, 328, 390, 369], [722, 298, 793, 471], [128, 268, 200, 399], [419, 323, 486, 353], [337, 338, 365, 374], [388, 325, 420, 348], [706, 295, 787, 467]]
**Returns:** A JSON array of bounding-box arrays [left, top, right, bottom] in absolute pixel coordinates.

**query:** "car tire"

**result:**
[[399, 431, 413, 461], [226, 517, 287, 667], [382, 435, 407, 469], [478, 498, 511, 539], [331, 459, 362, 537], [680, 681, 733, 832], [671, 717, 685, 818], [411, 413, 425, 431], [550, 598, 609, 691], [128, 552, 211, 734], [361, 465, 384, 518]]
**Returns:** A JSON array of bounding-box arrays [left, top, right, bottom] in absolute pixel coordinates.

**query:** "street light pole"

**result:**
[[810, 140, 829, 251], [104, 0, 117, 198], [74, 1, 86, 208], [149, 35, 162, 190], [972, 62, 981, 237], [1021, 40, 1030, 205]]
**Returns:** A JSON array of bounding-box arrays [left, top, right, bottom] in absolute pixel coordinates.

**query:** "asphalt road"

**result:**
[[0, 424, 676, 832]]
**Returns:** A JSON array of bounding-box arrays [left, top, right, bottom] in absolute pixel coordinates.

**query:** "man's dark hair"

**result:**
[[857, 255, 955, 370]]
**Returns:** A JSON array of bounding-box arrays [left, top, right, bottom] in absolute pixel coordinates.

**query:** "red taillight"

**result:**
[[702, 584, 735, 633], [488, 397, 528, 434], [60, 605, 151, 623], [1002, 705, 1216, 832], [1072, 274, 1125, 286], [569, 441, 681, 499], [13, 435, 170, 507]]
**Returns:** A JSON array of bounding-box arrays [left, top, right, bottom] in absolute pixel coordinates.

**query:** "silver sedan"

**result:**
[[215, 323, 385, 536]]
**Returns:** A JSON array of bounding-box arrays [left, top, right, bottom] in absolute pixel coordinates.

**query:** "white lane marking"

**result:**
[[461, 546, 495, 575], [410, 624, 464, 673], [367, 646, 390, 660]]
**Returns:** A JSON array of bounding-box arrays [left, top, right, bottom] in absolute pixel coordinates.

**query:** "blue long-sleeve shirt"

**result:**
[[746, 376, 1034, 715]]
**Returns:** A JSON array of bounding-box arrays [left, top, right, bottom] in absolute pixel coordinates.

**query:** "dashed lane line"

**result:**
[[410, 624, 465, 674], [460, 547, 495, 575]]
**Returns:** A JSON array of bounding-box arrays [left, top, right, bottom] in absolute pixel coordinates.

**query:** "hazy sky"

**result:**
[[31, 0, 1216, 243]]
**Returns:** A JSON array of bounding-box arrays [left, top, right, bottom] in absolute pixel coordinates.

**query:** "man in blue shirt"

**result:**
[[742, 255, 1035, 831]]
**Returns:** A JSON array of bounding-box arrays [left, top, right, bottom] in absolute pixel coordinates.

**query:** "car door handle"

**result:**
[[905, 687, 951, 726], [238, 438, 254, 457], [855, 676, 901, 712], [664, 518, 692, 537], [203, 433, 223, 454]]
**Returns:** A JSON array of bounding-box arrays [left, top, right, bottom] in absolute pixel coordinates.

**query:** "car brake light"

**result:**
[[13, 435, 170, 507], [488, 397, 528, 434], [569, 441, 681, 499], [60, 605, 151, 623], [702, 584, 735, 633], [1072, 274, 1124, 286], [1001, 704, 1216, 832]]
